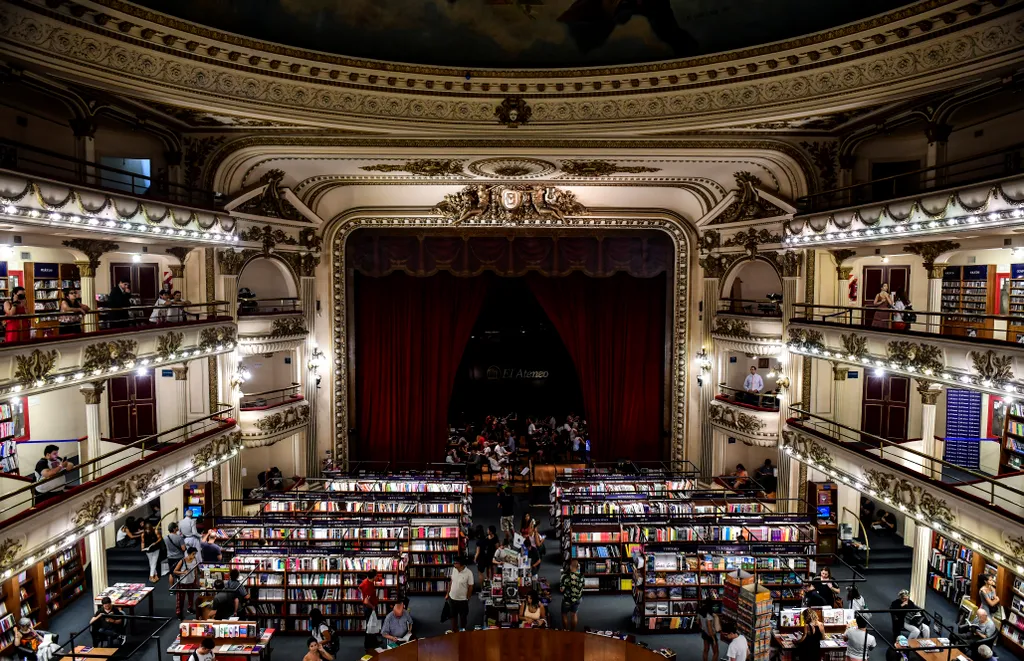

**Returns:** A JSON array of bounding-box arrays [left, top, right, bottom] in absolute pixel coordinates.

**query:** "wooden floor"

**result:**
[[470, 463, 586, 492], [374, 629, 671, 661]]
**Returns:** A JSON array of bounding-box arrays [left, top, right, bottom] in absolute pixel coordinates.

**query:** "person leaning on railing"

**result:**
[[3, 286, 29, 343], [58, 288, 91, 335]]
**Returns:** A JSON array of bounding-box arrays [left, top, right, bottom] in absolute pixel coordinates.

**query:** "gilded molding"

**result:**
[[278, 251, 320, 277], [217, 249, 258, 276], [82, 340, 137, 372], [156, 331, 184, 358], [788, 328, 824, 351], [61, 239, 119, 272], [433, 185, 586, 224], [165, 246, 192, 265], [239, 223, 298, 254], [14, 349, 59, 385], [494, 96, 531, 128], [710, 172, 787, 225], [839, 333, 868, 359], [560, 160, 662, 177], [269, 317, 307, 338], [712, 318, 752, 339], [700, 253, 742, 279], [360, 159, 464, 177], [252, 403, 311, 435], [709, 403, 768, 435], [0, 538, 23, 568], [782, 430, 834, 467], [723, 228, 782, 254], [699, 230, 721, 254], [198, 326, 238, 351], [71, 468, 161, 527], [763, 250, 802, 278], [79, 382, 105, 405], [916, 379, 942, 405], [864, 468, 956, 525], [191, 431, 241, 467], [887, 341, 944, 374], [903, 241, 961, 272]]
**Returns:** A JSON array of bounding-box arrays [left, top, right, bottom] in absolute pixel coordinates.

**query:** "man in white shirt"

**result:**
[[447, 558, 474, 632], [743, 366, 764, 393], [527, 419, 536, 436], [724, 629, 749, 661]]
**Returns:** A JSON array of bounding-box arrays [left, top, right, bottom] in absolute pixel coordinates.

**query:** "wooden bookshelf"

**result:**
[[807, 481, 838, 563], [1009, 264, 1024, 342], [738, 583, 773, 661], [928, 531, 986, 606], [1001, 572, 1024, 657], [1001, 401, 1024, 472], [940, 265, 997, 338], [24, 262, 77, 332]]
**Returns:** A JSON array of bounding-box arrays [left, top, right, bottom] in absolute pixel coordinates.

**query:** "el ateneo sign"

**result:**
[[486, 365, 549, 380]]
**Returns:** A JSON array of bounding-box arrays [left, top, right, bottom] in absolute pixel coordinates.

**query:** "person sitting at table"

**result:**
[[211, 579, 239, 619], [973, 644, 998, 661], [90, 596, 126, 646], [381, 601, 414, 647], [872, 508, 897, 534], [957, 607, 997, 648], [225, 568, 250, 606], [189, 637, 215, 661], [890, 589, 930, 640], [802, 581, 830, 607], [303, 637, 334, 661], [519, 591, 547, 628], [14, 617, 43, 660]]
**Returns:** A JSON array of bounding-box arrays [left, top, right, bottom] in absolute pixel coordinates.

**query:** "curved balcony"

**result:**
[[236, 300, 307, 355], [239, 389, 310, 448], [711, 304, 784, 356], [709, 385, 780, 447]]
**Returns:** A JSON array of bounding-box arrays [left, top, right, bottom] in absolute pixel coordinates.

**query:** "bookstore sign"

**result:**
[[486, 365, 549, 380]]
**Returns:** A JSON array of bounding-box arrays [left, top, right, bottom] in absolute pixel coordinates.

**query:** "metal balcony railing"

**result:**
[[0, 405, 234, 525], [237, 297, 301, 316], [793, 303, 1024, 346], [716, 383, 781, 411], [239, 384, 302, 410], [795, 142, 1024, 215], [0, 301, 231, 347], [718, 298, 782, 317], [786, 404, 1024, 523], [0, 138, 222, 209]]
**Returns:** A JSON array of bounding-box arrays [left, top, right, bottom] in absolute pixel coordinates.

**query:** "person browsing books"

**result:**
[[381, 601, 414, 647], [723, 624, 749, 661], [360, 570, 382, 651], [845, 614, 876, 661], [190, 637, 215, 661]]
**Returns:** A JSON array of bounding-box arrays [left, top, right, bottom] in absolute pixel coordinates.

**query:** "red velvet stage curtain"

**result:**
[[354, 272, 489, 464], [526, 272, 666, 461]]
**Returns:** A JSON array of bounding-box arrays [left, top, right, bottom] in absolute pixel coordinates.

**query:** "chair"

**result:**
[[932, 612, 944, 635]]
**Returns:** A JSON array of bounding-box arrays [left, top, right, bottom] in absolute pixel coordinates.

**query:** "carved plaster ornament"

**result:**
[[788, 328, 824, 351], [723, 228, 782, 256], [712, 318, 752, 338], [191, 431, 241, 466], [782, 431, 834, 467], [433, 184, 586, 225], [270, 317, 307, 338], [708, 403, 766, 434], [467, 158, 557, 179], [61, 238, 120, 272], [712, 172, 787, 225], [360, 159, 465, 177], [1001, 533, 1024, 557], [830, 249, 857, 269], [239, 223, 297, 255], [253, 404, 311, 434], [217, 249, 259, 276], [279, 251, 320, 278], [165, 246, 192, 267], [559, 160, 661, 177], [700, 253, 742, 279], [903, 241, 961, 273], [14, 349, 59, 385], [0, 537, 24, 568], [764, 250, 802, 278], [864, 468, 955, 525], [82, 340, 137, 372], [839, 333, 868, 359], [915, 379, 942, 405], [235, 169, 304, 221], [156, 331, 184, 358], [699, 230, 721, 253], [198, 326, 237, 351], [299, 228, 322, 252], [72, 469, 162, 527], [969, 350, 1014, 382]]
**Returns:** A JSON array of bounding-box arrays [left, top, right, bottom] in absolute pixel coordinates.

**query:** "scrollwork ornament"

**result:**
[[71, 469, 161, 527], [82, 340, 137, 372], [360, 159, 464, 177], [199, 326, 237, 351], [708, 403, 766, 434], [433, 184, 586, 224], [839, 333, 867, 359], [253, 404, 311, 434], [700, 253, 741, 279], [712, 318, 752, 338], [14, 349, 59, 385], [969, 350, 1014, 382], [269, 317, 307, 338], [156, 331, 184, 358], [0, 537, 24, 568]]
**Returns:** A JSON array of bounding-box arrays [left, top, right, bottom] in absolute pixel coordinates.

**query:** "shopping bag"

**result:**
[[440, 598, 451, 623], [367, 611, 381, 635]]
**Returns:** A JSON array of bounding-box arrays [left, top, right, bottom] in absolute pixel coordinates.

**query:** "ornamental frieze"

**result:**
[[782, 430, 834, 467], [198, 326, 238, 351], [269, 317, 307, 338], [156, 331, 185, 359], [969, 350, 1015, 382], [864, 468, 956, 526], [191, 431, 242, 467], [432, 185, 586, 224], [71, 468, 162, 527], [82, 340, 137, 372], [252, 404, 311, 435], [839, 333, 867, 360], [360, 159, 465, 177], [709, 403, 766, 435], [887, 341, 944, 374], [712, 318, 751, 339], [14, 349, 59, 385]]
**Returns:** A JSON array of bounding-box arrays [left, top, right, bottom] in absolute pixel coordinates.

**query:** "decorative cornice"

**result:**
[[711, 172, 788, 225], [235, 169, 304, 221], [864, 468, 956, 525], [236, 334, 306, 356], [61, 238, 119, 272], [72, 468, 161, 527], [903, 241, 961, 272]]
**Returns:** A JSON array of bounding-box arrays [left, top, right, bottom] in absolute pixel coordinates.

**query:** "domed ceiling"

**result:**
[[126, 0, 915, 69]]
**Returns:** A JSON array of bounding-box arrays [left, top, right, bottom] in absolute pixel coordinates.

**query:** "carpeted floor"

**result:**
[[42, 488, 1021, 660]]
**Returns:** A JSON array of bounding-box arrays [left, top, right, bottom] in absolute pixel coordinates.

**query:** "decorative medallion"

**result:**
[[270, 317, 308, 338], [239, 223, 297, 255], [71, 468, 162, 527], [199, 326, 238, 351], [82, 340, 138, 372], [156, 331, 184, 359], [467, 158, 556, 179], [360, 160, 465, 177], [839, 333, 867, 359], [13, 349, 59, 385], [559, 160, 662, 177], [235, 169, 304, 221], [494, 96, 532, 128], [969, 350, 1014, 382], [433, 185, 586, 224], [711, 172, 787, 225], [712, 318, 752, 339], [864, 468, 956, 525], [709, 403, 767, 435]]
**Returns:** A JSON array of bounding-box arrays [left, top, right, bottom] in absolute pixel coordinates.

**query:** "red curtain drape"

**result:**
[[526, 272, 666, 461], [354, 272, 489, 463]]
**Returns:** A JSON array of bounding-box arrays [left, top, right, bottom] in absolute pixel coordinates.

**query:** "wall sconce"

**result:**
[[229, 367, 251, 390], [308, 346, 326, 389], [767, 364, 791, 390], [695, 348, 712, 387]]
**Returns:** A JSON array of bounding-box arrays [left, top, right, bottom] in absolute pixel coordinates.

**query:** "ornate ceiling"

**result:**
[[120, 0, 913, 69], [0, 0, 1019, 135]]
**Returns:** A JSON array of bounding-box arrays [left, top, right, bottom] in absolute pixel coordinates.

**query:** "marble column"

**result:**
[[172, 366, 189, 429], [832, 363, 850, 436], [221, 275, 240, 322], [80, 383, 104, 480], [87, 528, 107, 594], [300, 275, 320, 477], [917, 380, 943, 479], [910, 522, 932, 606], [925, 123, 953, 188], [76, 261, 97, 332], [699, 276, 719, 481], [220, 452, 242, 516], [927, 265, 944, 334]]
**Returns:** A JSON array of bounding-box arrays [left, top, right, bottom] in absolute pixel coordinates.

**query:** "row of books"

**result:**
[[230, 556, 404, 571], [326, 480, 468, 493], [263, 500, 463, 514], [179, 622, 258, 639]]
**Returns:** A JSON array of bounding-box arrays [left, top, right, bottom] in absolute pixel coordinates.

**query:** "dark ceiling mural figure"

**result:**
[[558, 0, 696, 57], [126, 0, 917, 68]]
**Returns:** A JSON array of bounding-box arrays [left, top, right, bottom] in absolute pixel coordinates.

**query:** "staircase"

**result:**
[[853, 530, 914, 575], [105, 545, 153, 579]]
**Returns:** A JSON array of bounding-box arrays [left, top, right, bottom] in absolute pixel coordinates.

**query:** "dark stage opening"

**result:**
[[448, 278, 585, 429]]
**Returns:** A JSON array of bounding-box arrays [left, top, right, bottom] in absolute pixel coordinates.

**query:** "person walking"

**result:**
[[560, 558, 585, 631], [359, 570, 381, 651], [172, 547, 200, 618], [698, 598, 721, 661], [446, 557, 474, 632], [140, 521, 163, 583]]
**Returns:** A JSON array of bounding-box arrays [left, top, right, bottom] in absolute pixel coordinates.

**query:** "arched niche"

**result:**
[[238, 256, 298, 300], [721, 258, 783, 301]]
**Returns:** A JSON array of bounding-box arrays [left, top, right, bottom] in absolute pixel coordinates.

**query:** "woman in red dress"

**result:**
[[3, 287, 29, 344]]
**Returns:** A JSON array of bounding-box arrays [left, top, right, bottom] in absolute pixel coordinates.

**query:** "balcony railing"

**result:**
[[0, 301, 231, 347], [0, 138, 221, 209], [786, 404, 1024, 522], [716, 383, 781, 411], [240, 384, 302, 410], [795, 142, 1024, 214], [718, 298, 782, 317], [238, 297, 301, 316], [793, 303, 1024, 346], [0, 405, 234, 525]]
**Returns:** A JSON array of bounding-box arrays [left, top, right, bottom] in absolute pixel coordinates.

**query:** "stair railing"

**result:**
[[841, 506, 870, 568]]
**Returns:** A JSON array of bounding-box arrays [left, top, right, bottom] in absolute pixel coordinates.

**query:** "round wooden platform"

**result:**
[[373, 629, 671, 661]]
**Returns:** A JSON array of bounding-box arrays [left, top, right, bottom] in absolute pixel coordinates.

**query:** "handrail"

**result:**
[[0, 138, 222, 209], [718, 297, 782, 317], [841, 505, 870, 568], [795, 141, 1024, 214], [240, 384, 300, 398], [794, 302, 1024, 325], [0, 300, 231, 322], [0, 405, 234, 521], [717, 383, 781, 411], [788, 404, 1024, 516]]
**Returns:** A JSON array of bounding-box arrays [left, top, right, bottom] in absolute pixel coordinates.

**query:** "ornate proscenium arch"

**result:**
[[325, 207, 697, 469]]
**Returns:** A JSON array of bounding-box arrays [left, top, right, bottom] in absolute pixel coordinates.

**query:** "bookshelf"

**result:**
[[807, 481, 838, 562], [940, 265, 996, 337], [228, 552, 405, 635], [24, 262, 80, 332], [1009, 264, 1024, 342], [42, 540, 87, 618], [564, 519, 630, 593], [1001, 572, 1024, 657], [0, 572, 18, 655], [1001, 401, 1024, 472], [0, 262, 9, 305], [408, 518, 460, 593], [184, 481, 220, 521], [928, 531, 984, 606], [0, 400, 19, 474], [219, 518, 410, 554], [737, 583, 773, 661]]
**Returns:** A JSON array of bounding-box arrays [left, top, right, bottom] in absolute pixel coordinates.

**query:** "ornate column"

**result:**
[[220, 452, 242, 516], [698, 264, 720, 482], [829, 249, 857, 311], [903, 241, 960, 333], [216, 250, 246, 421], [925, 122, 953, 188], [63, 239, 119, 332], [69, 117, 97, 185], [777, 434, 793, 512], [910, 521, 932, 606], [831, 363, 850, 433], [80, 383, 104, 481], [917, 380, 943, 479], [165, 247, 192, 296], [87, 528, 107, 594], [299, 274, 320, 477], [172, 366, 189, 429]]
